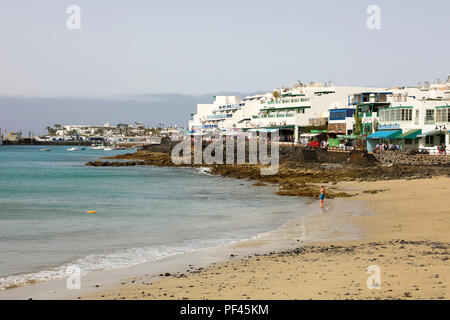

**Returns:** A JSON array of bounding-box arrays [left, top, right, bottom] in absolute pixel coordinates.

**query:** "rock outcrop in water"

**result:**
[[85, 160, 146, 167]]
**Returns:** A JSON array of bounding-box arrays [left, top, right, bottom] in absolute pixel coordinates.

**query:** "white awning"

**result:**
[[300, 133, 320, 138], [417, 129, 442, 138], [248, 128, 279, 133]]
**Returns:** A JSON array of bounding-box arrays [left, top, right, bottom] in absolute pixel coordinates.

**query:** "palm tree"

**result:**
[[273, 91, 280, 99], [53, 124, 64, 139], [46, 126, 55, 135], [354, 106, 362, 135]]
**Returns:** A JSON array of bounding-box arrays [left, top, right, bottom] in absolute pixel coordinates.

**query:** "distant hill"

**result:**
[[0, 91, 266, 134]]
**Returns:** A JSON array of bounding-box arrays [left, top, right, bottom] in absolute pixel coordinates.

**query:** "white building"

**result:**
[[188, 79, 450, 151], [362, 79, 450, 153], [188, 95, 264, 136], [188, 83, 387, 141], [246, 83, 385, 142]]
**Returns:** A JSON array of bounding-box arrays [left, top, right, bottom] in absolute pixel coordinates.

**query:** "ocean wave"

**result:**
[[0, 241, 223, 290]]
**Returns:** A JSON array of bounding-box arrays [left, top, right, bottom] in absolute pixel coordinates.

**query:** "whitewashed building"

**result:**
[[246, 83, 384, 142], [188, 79, 450, 151], [188, 95, 265, 136], [363, 80, 450, 153]]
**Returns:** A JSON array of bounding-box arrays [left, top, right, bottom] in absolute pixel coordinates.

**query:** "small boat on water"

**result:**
[[103, 147, 114, 151], [90, 145, 105, 150], [39, 148, 51, 152], [67, 147, 80, 151]]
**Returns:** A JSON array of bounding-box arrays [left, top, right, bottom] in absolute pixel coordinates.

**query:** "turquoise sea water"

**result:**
[[0, 145, 305, 288]]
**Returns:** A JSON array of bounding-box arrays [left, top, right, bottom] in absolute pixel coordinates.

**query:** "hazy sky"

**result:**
[[0, 0, 449, 132]]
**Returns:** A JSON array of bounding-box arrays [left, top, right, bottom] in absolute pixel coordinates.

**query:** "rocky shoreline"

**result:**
[[86, 160, 146, 167], [85, 147, 450, 200]]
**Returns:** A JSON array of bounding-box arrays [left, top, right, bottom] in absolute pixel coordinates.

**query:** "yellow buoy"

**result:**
[[86, 210, 96, 214]]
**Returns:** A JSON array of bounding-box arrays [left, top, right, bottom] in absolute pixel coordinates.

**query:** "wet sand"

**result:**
[[83, 177, 450, 300]]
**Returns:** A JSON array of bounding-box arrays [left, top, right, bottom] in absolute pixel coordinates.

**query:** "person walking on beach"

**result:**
[[319, 186, 325, 208], [439, 143, 446, 155]]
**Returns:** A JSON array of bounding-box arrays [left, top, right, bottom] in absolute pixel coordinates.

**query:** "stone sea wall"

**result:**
[[144, 138, 376, 166], [373, 150, 450, 166]]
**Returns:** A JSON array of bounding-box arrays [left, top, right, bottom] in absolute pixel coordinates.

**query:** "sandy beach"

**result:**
[[81, 176, 450, 300]]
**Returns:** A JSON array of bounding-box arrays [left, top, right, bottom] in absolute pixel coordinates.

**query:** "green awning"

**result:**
[[337, 135, 362, 140], [311, 130, 328, 133], [397, 129, 422, 139]]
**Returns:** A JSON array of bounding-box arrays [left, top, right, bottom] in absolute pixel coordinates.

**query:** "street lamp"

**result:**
[[435, 125, 447, 150]]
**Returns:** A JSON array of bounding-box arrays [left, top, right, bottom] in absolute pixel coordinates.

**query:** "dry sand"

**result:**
[[84, 177, 450, 300]]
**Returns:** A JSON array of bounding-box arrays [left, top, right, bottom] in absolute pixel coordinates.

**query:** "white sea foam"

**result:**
[[196, 167, 212, 175], [0, 241, 228, 290]]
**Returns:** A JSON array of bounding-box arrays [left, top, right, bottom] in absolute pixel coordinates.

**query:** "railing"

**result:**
[[217, 103, 244, 110], [252, 114, 295, 119], [418, 146, 448, 155], [266, 98, 310, 105], [206, 114, 233, 119]]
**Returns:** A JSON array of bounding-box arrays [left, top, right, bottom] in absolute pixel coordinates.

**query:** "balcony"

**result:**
[[252, 113, 295, 119], [265, 98, 310, 109], [206, 114, 233, 120], [217, 103, 244, 111], [250, 114, 296, 128], [267, 98, 309, 104]]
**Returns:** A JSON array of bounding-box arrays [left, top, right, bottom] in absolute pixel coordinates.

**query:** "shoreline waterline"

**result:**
[[0, 194, 368, 299], [84, 177, 450, 300], [0, 146, 306, 293]]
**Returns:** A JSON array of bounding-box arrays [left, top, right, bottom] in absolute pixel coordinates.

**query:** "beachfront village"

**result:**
[[189, 76, 450, 155], [2, 76, 450, 155], [1, 122, 185, 147]]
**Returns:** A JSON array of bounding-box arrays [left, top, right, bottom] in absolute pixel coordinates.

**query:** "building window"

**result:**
[[425, 135, 434, 145], [379, 110, 385, 122], [395, 109, 401, 121], [414, 110, 419, 125], [425, 109, 435, 124], [400, 109, 412, 121], [330, 110, 347, 121], [436, 108, 450, 123], [436, 109, 442, 122], [380, 108, 412, 122]]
